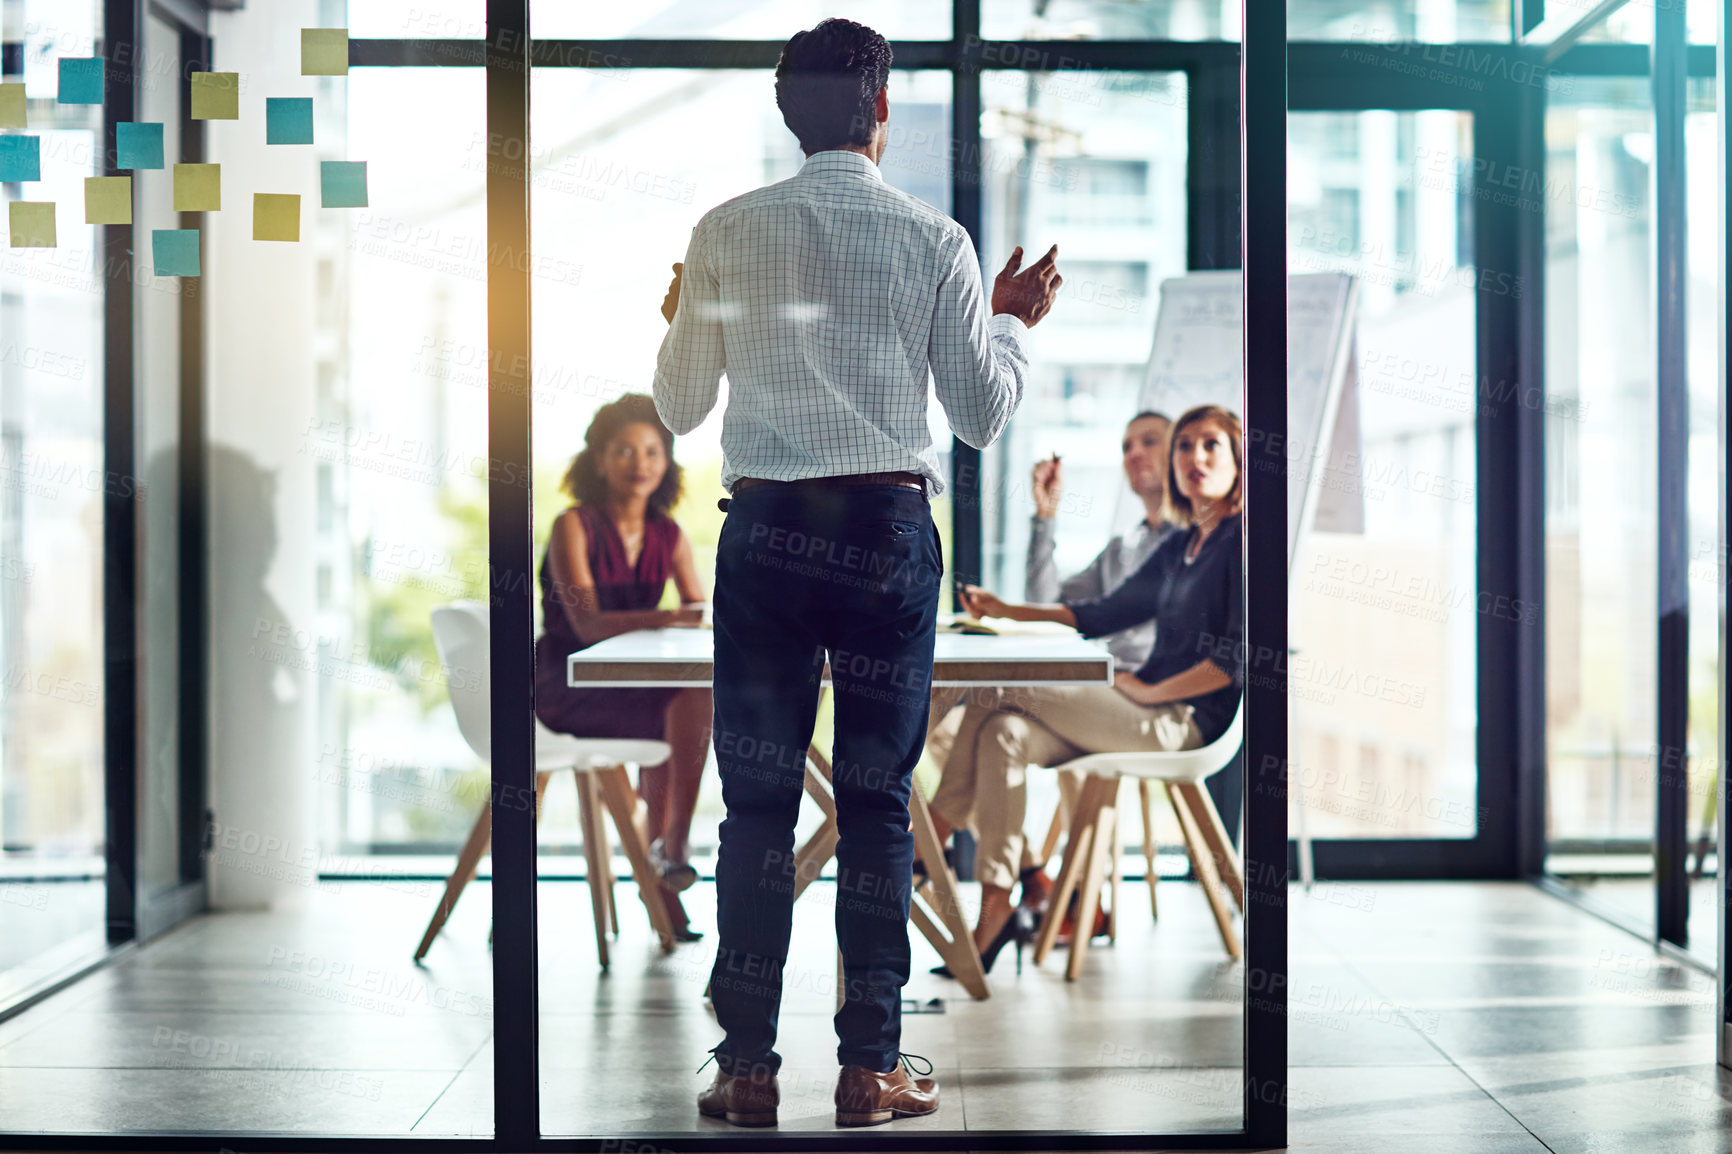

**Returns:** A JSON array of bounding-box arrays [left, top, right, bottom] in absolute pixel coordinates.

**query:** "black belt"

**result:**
[[719, 471, 926, 511]]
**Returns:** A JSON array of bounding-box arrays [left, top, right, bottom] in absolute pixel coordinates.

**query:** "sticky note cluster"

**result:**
[[9, 33, 367, 264]]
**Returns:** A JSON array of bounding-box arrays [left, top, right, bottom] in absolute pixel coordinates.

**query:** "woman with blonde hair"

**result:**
[[929, 403, 1247, 971]]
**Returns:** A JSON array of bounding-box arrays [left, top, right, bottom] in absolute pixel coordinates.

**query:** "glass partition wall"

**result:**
[[0, 0, 107, 1002], [1539, 37, 1721, 970], [11, 0, 1731, 1146]]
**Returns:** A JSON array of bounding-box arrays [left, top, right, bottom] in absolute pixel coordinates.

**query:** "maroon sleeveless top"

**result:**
[[538, 504, 681, 656]]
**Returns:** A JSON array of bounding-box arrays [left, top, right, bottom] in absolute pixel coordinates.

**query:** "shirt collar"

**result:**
[[798, 149, 884, 182]]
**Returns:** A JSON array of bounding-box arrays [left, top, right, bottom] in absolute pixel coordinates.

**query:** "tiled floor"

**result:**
[[0, 876, 1726, 1150]]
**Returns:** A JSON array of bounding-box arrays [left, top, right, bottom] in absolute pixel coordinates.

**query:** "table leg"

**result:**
[[789, 745, 990, 999], [792, 745, 839, 903], [908, 784, 990, 999]]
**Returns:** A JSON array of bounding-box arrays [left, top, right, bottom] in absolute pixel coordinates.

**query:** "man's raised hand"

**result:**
[[991, 243, 1063, 328], [660, 262, 684, 324]]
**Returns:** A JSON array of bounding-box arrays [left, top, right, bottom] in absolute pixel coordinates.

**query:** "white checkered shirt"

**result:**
[[652, 149, 1029, 498]]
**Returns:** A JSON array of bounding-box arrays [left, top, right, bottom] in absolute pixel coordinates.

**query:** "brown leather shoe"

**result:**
[[697, 1066, 778, 1127], [835, 1062, 939, 1126]]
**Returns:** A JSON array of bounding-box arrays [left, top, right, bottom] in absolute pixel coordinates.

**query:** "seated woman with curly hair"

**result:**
[[534, 393, 712, 941]]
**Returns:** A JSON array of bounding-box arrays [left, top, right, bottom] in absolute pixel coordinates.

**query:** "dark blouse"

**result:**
[[1064, 514, 1244, 743]]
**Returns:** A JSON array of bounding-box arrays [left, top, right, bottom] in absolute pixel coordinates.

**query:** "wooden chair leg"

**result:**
[[1139, 780, 1159, 920], [1038, 800, 1066, 869], [596, 765, 677, 952], [415, 794, 493, 960], [1066, 780, 1118, 981], [1175, 782, 1244, 912], [576, 769, 618, 937], [1034, 775, 1105, 966], [584, 773, 619, 937], [1168, 784, 1240, 959], [1107, 783, 1124, 944], [575, 771, 611, 969]]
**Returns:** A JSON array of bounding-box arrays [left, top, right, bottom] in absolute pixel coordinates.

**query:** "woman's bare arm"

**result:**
[[669, 528, 707, 604], [547, 510, 683, 645], [1113, 661, 1233, 706], [959, 584, 1077, 628]]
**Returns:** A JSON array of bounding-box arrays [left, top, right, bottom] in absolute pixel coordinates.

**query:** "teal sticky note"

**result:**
[[0, 135, 40, 182], [59, 58, 105, 105], [117, 122, 164, 170], [321, 161, 367, 208], [265, 97, 314, 146], [152, 229, 200, 277]]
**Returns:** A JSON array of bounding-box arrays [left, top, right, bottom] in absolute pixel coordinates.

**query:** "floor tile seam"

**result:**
[[410, 1032, 494, 1132], [1308, 896, 1565, 1153]]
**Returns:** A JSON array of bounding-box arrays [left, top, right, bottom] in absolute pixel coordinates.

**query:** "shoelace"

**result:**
[[898, 1052, 934, 1077]]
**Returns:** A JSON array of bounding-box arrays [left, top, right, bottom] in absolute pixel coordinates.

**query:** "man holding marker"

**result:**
[[652, 16, 1061, 1130]]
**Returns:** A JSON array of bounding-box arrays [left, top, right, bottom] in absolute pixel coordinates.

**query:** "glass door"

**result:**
[[1285, 108, 1481, 849]]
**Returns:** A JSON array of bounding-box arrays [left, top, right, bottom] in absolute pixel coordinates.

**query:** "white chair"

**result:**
[[413, 600, 677, 966], [1033, 701, 1245, 979]]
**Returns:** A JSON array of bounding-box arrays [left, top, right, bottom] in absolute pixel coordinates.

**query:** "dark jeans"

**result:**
[[708, 482, 941, 1077]]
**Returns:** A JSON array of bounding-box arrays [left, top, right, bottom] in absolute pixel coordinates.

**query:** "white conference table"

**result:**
[[568, 622, 1114, 1000]]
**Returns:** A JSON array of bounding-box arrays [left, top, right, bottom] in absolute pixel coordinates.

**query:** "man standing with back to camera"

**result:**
[[653, 17, 1062, 1130]]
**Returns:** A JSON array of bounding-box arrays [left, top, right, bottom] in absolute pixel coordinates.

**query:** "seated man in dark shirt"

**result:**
[[933, 404, 1246, 963]]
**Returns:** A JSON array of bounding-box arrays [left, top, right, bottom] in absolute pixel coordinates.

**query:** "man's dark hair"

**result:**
[[775, 19, 893, 154]]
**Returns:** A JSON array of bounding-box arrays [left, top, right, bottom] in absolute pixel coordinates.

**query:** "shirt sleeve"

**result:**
[[1058, 540, 1114, 604], [1025, 516, 1060, 603], [1210, 543, 1246, 689], [1065, 536, 1177, 640], [652, 221, 726, 436], [928, 229, 1027, 450]]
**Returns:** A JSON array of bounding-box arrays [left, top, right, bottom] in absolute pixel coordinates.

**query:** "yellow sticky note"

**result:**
[[302, 28, 349, 76], [253, 193, 300, 242], [85, 177, 132, 225], [0, 83, 24, 129], [190, 72, 240, 120], [173, 164, 220, 212], [9, 202, 55, 248]]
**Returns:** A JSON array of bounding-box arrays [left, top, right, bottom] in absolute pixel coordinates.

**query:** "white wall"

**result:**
[[205, 0, 322, 908]]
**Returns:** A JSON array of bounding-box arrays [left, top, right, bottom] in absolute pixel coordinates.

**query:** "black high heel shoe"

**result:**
[[930, 905, 1037, 978]]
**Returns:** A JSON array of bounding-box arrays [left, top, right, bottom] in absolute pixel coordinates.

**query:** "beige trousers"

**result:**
[[924, 684, 1205, 890]]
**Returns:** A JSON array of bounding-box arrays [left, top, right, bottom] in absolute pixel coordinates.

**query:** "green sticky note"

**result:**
[[173, 163, 221, 212], [190, 72, 240, 120], [0, 135, 39, 182], [302, 28, 349, 76], [85, 177, 132, 225], [320, 160, 367, 208], [117, 122, 164, 169], [266, 97, 313, 145], [59, 58, 105, 104], [152, 229, 200, 276], [254, 193, 300, 242], [0, 83, 25, 129], [9, 202, 55, 248]]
